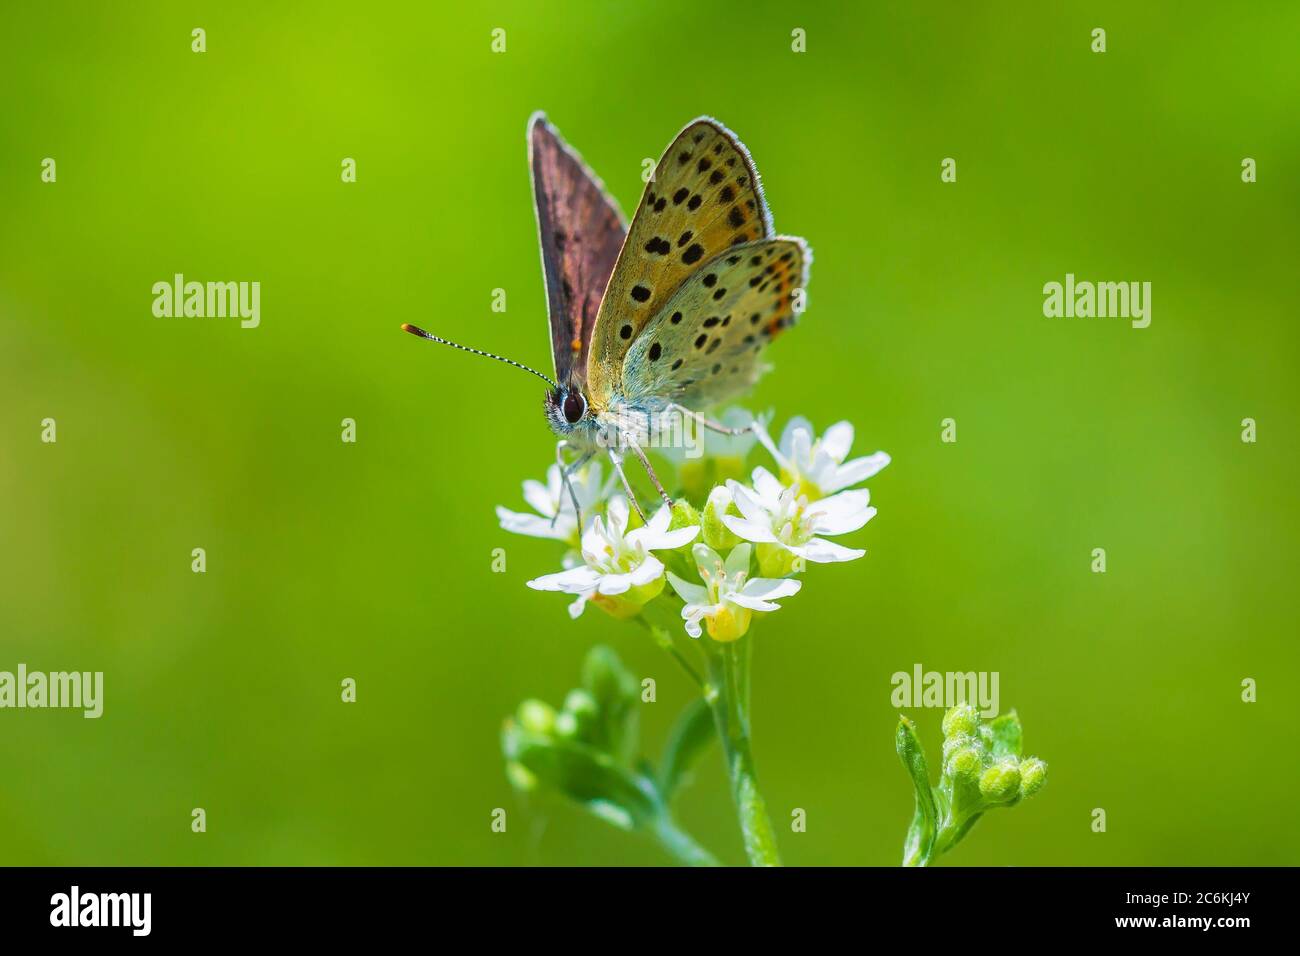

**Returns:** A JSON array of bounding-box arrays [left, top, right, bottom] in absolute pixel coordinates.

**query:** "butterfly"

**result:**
[[404, 112, 810, 525]]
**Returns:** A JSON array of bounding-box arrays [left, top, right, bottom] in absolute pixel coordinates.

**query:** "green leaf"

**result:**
[[502, 723, 661, 830], [657, 697, 716, 801], [985, 710, 1023, 759], [896, 717, 938, 866]]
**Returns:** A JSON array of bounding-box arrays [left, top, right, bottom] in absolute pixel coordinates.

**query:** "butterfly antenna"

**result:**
[[401, 324, 557, 389]]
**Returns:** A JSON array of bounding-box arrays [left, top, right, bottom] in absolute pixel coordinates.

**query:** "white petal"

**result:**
[[727, 593, 781, 613], [721, 514, 778, 544], [791, 537, 865, 563], [606, 496, 630, 534], [822, 451, 890, 493], [682, 607, 705, 639], [579, 520, 610, 561], [496, 507, 570, 541], [750, 466, 785, 502], [528, 566, 601, 593], [578, 461, 606, 504], [752, 417, 783, 464], [724, 542, 753, 577], [821, 422, 855, 462], [636, 523, 700, 552], [567, 594, 589, 619], [645, 504, 672, 536], [779, 416, 813, 457], [789, 427, 812, 469], [729, 479, 773, 523], [740, 577, 802, 601], [522, 478, 557, 518], [667, 572, 708, 605], [721, 406, 755, 431], [629, 554, 664, 587], [808, 490, 874, 535], [690, 542, 723, 573], [595, 572, 633, 596]]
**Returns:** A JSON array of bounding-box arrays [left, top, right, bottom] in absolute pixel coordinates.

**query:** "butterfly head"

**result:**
[[544, 384, 589, 435]]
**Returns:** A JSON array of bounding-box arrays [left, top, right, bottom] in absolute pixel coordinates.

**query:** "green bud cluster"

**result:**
[[500, 645, 721, 865], [896, 705, 1048, 866], [503, 647, 640, 788]]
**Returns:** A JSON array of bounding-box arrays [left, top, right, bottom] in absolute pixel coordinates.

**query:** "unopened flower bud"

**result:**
[[942, 704, 979, 740], [702, 486, 742, 552], [1018, 757, 1047, 798], [559, 691, 598, 743], [505, 761, 538, 791], [942, 732, 982, 765], [517, 699, 556, 736], [668, 499, 701, 537], [563, 689, 598, 722], [556, 689, 599, 740], [979, 757, 1022, 803], [945, 742, 982, 778]]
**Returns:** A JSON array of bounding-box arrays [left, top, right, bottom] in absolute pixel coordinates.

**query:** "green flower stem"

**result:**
[[652, 815, 722, 867], [703, 636, 782, 866], [640, 618, 705, 689]]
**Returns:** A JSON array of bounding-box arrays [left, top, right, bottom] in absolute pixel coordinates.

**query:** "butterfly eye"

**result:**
[[563, 390, 586, 424]]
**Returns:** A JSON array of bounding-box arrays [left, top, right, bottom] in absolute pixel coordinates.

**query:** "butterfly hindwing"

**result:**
[[621, 237, 810, 410], [529, 112, 628, 386], [586, 118, 772, 405]]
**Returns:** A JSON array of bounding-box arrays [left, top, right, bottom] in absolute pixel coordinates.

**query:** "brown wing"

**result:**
[[586, 117, 772, 406], [528, 112, 627, 386]]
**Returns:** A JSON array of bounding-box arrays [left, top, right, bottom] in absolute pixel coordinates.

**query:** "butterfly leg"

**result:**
[[607, 448, 649, 523], [628, 440, 674, 510], [554, 441, 594, 533], [669, 403, 754, 437]]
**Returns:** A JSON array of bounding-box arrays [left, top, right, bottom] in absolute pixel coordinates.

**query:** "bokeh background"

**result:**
[[2, 1, 1296, 866]]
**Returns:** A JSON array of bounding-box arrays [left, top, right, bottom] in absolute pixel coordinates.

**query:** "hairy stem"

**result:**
[[704, 637, 782, 866], [641, 618, 705, 689]]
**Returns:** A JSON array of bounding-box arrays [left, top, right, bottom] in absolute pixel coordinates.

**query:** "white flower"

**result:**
[[755, 416, 889, 498], [527, 496, 699, 619], [667, 543, 800, 641], [723, 466, 876, 569], [653, 406, 760, 474], [701, 406, 761, 461], [496, 461, 608, 543]]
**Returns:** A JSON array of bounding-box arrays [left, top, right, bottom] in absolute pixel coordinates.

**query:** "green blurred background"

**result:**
[[2, 1, 1297, 866]]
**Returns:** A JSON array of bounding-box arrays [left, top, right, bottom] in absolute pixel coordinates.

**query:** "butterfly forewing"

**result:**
[[529, 113, 628, 386], [586, 118, 772, 404], [621, 237, 810, 410]]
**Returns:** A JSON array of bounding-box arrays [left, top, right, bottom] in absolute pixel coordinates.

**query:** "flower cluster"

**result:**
[[496, 413, 890, 642]]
